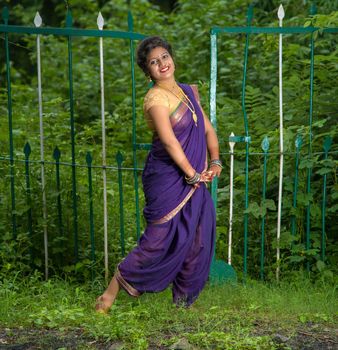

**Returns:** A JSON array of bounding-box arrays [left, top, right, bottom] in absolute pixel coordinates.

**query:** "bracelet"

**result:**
[[210, 159, 223, 169], [185, 171, 201, 185]]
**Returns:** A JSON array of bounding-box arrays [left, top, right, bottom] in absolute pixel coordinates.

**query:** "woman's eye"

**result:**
[[162, 54, 169, 59], [150, 59, 157, 65]]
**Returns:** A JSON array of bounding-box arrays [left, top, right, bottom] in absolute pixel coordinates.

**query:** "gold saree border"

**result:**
[[170, 101, 188, 127], [116, 267, 141, 297], [152, 186, 197, 225]]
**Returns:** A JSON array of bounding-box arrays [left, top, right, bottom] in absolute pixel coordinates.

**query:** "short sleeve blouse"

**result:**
[[143, 88, 171, 115]]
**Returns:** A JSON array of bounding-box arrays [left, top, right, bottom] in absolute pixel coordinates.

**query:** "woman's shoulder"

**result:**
[[143, 87, 170, 111], [144, 86, 168, 101]]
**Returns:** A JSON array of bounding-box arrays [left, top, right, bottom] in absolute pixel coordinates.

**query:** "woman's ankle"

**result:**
[[101, 292, 115, 306]]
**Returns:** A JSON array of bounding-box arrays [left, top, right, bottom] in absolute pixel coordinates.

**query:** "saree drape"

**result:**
[[117, 83, 215, 306]]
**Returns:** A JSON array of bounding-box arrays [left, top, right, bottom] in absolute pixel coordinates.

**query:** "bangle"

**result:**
[[210, 159, 223, 169], [185, 171, 201, 185]]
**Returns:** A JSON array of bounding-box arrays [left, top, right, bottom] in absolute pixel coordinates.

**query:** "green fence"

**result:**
[[0, 6, 146, 281], [209, 4, 337, 280], [1, 5, 337, 282]]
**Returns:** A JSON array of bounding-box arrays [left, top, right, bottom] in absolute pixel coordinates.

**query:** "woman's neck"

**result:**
[[155, 78, 178, 91]]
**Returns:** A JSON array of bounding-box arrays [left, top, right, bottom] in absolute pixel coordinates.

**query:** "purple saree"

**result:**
[[117, 83, 216, 306]]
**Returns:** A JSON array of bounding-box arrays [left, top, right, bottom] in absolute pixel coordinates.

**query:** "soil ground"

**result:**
[[0, 323, 337, 350]]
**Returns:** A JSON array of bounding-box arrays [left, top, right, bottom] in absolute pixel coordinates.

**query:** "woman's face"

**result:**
[[146, 46, 175, 83]]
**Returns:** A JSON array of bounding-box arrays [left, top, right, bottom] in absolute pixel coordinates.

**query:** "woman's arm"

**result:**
[[203, 114, 222, 177], [190, 85, 222, 177], [148, 105, 195, 177], [148, 105, 212, 184]]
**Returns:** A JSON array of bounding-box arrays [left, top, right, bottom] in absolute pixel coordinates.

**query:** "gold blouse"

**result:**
[[144, 88, 171, 111], [143, 85, 206, 130], [143, 88, 180, 129]]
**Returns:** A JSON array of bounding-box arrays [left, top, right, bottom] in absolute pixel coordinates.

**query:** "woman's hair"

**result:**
[[136, 36, 173, 76]]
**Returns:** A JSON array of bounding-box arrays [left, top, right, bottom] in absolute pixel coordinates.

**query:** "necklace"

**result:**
[[157, 83, 198, 126]]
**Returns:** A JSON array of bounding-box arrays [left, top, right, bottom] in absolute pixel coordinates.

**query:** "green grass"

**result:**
[[0, 272, 337, 349]]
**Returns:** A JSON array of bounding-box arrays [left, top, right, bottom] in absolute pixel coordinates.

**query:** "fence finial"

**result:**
[[2, 6, 9, 24], [97, 12, 104, 30], [229, 132, 236, 152], [24, 142, 31, 157], [116, 151, 124, 164], [278, 4, 285, 26], [34, 12, 42, 27], [53, 146, 61, 161], [86, 151, 93, 165], [323, 136, 332, 153], [261, 136, 270, 153], [295, 135, 303, 149]]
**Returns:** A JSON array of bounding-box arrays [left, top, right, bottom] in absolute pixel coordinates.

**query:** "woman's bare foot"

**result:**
[[95, 274, 120, 314], [95, 294, 115, 314]]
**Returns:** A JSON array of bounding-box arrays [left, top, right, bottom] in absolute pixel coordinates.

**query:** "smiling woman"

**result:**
[[147, 48, 173, 79], [95, 36, 222, 313]]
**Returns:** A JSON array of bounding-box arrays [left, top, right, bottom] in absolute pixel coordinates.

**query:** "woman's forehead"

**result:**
[[148, 47, 169, 59]]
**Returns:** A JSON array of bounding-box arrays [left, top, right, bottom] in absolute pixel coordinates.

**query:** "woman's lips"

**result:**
[[160, 66, 169, 73]]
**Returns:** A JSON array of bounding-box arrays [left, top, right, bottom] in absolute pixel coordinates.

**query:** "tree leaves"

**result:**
[[244, 199, 276, 219]]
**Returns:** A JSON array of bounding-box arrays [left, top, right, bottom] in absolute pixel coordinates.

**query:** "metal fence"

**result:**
[[0, 6, 145, 281], [1, 4, 337, 282], [209, 4, 337, 280]]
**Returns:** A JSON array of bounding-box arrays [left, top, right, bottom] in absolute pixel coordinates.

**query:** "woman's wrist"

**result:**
[[185, 170, 196, 178], [185, 171, 201, 185], [209, 159, 223, 169]]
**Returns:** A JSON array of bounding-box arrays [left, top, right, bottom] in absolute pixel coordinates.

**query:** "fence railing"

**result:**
[[209, 4, 337, 280], [1, 6, 146, 281], [1, 4, 337, 282]]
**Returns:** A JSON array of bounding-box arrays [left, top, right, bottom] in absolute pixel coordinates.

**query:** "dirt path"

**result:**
[[0, 325, 337, 349]]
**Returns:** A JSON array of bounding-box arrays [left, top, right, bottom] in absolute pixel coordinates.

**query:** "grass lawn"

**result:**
[[0, 272, 337, 349]]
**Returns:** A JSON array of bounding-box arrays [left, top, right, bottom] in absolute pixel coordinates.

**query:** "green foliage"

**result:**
[[0, 0, 337, 281]]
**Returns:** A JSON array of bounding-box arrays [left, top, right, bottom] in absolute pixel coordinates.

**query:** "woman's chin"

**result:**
[[157, 73, 175, 82]]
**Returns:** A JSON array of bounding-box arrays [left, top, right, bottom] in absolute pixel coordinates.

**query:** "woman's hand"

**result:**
[[193, 170, 214, 188], [208, 164, 222, 178]]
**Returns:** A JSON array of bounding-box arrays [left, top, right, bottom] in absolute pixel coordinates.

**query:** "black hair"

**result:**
[[136, 36, 173, 76]]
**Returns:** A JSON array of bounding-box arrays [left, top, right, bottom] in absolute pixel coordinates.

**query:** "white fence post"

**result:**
[[276, 4, 285, 282], [35, 12, 49, 280], [97, 12, 109, 283], [228, 132, 236, 266]]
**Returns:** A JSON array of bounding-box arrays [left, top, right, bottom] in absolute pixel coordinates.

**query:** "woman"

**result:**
[[95, 36, 222, 312]]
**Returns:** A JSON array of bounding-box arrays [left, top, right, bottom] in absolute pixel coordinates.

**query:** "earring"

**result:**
[[147, 75, 154, 88]]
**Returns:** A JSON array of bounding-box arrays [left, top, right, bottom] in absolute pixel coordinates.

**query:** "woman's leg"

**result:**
[[95, 274, 120, 313], [172, 187, 215, 306]]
